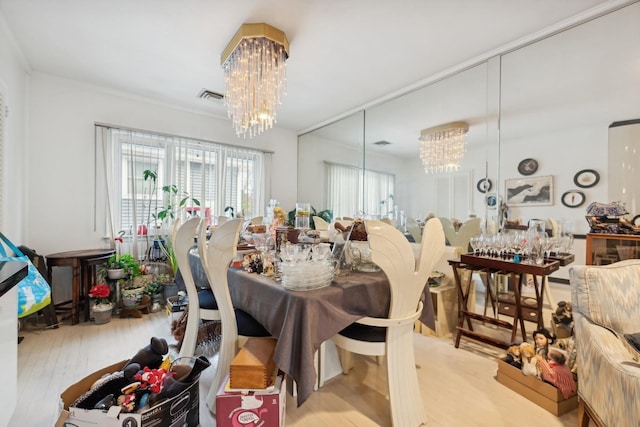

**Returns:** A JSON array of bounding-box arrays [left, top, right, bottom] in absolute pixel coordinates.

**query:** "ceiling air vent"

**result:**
[[373, 140, 391, 146], [198, 89, 224, 102]]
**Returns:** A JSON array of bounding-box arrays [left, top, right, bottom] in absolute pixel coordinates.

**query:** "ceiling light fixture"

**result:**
[[419, 121, 469, 174], [221, 23, 289, 138]]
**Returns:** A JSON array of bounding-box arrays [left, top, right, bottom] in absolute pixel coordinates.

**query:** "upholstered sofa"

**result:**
[[570, 259, 640, 426]]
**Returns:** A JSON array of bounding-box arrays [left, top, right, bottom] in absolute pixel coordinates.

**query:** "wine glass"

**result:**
[[470, 235, 481, 255], [542, 235, 554, 259], [511, 232, 525, 262]]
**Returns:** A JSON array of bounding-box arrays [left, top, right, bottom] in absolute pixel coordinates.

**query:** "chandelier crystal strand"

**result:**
[[222, 25, 288, 139], [419, 122, 468, 174]]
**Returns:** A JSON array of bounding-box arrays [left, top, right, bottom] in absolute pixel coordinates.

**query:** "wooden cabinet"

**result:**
[[586, 233, 640, 265]]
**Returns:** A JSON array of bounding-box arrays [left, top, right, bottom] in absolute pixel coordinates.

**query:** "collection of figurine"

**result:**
[[72, 337, 210, 413], [503, 301, 577, 399]]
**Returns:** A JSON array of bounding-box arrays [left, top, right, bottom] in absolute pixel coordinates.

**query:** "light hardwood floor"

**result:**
[[13, 281, 576, 426]]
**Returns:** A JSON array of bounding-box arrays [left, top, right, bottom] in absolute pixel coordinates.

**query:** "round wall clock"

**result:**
[[485, 193, 499, 209], [561, 190, 586, 208], [574, 169, 600, 188], [518, 158, 538, 176], [476, 178, 492, 193]]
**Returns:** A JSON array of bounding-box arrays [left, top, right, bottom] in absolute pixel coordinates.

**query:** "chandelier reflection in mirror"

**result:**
[[221, 23, 289, 138], [419, 121, 469, 174]]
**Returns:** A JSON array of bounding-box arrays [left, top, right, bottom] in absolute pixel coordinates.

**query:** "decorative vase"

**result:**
[[107, 268, 126, 280], [121, 286, 145, 307], [92, 303, 113, 325]]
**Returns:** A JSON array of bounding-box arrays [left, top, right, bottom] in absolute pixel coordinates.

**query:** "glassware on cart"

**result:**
[[470, 235, 482, 255]]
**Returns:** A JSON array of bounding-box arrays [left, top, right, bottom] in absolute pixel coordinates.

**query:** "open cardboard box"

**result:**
[[56, 359, 200, 427], [496, 359, 577, 416]]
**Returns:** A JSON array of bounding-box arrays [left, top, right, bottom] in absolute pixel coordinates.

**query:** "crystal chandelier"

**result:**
[[221, 23, 289, 138], [419, 121, 469, 174]]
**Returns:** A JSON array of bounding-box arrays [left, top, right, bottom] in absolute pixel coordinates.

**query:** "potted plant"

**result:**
[[104, 253, 141, 279], [142, 169, 201, 276], [88, 283, 113, 324]]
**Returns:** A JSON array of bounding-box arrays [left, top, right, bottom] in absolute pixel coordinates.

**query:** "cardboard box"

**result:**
[[230, 337, 277, 389], [166, 294, 188, 324], [56, 360, 200, 427], [216, 373, 286, 427], [496, 359, 577, 416]]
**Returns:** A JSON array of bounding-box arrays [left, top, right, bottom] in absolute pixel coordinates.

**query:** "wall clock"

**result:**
[[518, 158, 538, 176], [561, 190, 586, 208], [574, 169, 600, 188], [485, 193, 499, 209], [476, 178, 492, 193]]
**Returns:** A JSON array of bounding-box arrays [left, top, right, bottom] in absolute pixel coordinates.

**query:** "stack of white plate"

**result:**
[[279, 259, 334, 291]]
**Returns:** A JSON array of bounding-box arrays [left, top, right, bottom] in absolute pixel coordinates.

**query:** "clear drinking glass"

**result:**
[[470, 235, 481, 255], [295, 202, 311, 230]]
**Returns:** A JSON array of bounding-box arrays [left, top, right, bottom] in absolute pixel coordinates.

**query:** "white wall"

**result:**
[[499, 4, 640, 236], [25, 73, 298, 255], [0, 14, 29, 242]]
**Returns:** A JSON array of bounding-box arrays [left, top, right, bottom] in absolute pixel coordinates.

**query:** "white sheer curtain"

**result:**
[[363, 169, 395, 218], [326, 162, 361, 218], [325, 161, 395, 219], [95, 124, 270, 259]]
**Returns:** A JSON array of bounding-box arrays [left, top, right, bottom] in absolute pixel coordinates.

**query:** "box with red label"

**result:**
[[216, 373, 286, 427]]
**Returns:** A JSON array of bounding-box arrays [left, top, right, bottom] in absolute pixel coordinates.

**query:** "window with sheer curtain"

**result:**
[[325, 162, 395, 219], [95, 125, 270, 257]]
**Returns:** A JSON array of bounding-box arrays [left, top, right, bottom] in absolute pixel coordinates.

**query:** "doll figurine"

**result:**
[[519, 342, 542, 379], [537, 347, 577, 399], [532, 327, 556, 360]]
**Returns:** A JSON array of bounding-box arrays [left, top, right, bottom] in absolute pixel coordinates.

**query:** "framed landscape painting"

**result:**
[[505, 175, 554, 207]]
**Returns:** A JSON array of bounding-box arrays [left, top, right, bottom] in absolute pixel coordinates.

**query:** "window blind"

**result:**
[[95, 124, 270, 258]]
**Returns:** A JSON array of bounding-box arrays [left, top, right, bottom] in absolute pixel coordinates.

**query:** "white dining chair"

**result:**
[[439, 216, 456, 246], [456, 217, 481, 251], [173, 217, 210, 360], [439, 216, 480, 252], [331, 218, 445, 427], [312, 215, 330, 240], [249, 216, 263, 225], [405, 216, 422, 243], [196, 218, 270, 413]]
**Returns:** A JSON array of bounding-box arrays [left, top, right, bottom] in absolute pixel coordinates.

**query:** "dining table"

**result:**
[[226, 266, 435, 406]]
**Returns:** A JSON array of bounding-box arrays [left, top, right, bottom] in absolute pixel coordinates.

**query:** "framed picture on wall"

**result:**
[[505, 175, 554, 207]]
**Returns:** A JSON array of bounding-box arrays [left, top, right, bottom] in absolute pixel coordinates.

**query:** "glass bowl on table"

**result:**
[[278, 257, 334, 291]]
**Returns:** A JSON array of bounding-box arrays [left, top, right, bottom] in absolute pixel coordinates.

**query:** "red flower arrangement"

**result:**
[[89, 284, 111, 306]]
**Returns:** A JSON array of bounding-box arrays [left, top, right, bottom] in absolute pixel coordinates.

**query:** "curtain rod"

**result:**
[[94, 122, 275, 154]]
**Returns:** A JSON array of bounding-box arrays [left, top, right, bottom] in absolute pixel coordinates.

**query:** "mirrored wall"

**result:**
[[298, 2, 640, 235]]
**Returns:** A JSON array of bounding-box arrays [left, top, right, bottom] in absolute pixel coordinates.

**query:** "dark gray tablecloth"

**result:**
[[227, 268, 435, 406]]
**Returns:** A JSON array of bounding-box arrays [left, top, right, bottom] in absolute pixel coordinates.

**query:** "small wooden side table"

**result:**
[[46, 249, 114, 325]]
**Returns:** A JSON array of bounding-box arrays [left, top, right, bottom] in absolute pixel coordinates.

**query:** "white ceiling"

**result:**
[[0, 0, 616, 135]]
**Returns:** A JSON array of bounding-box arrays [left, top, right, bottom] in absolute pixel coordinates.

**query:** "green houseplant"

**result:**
[[142, 169, 201, 276], [104, 253, 141, 279]]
